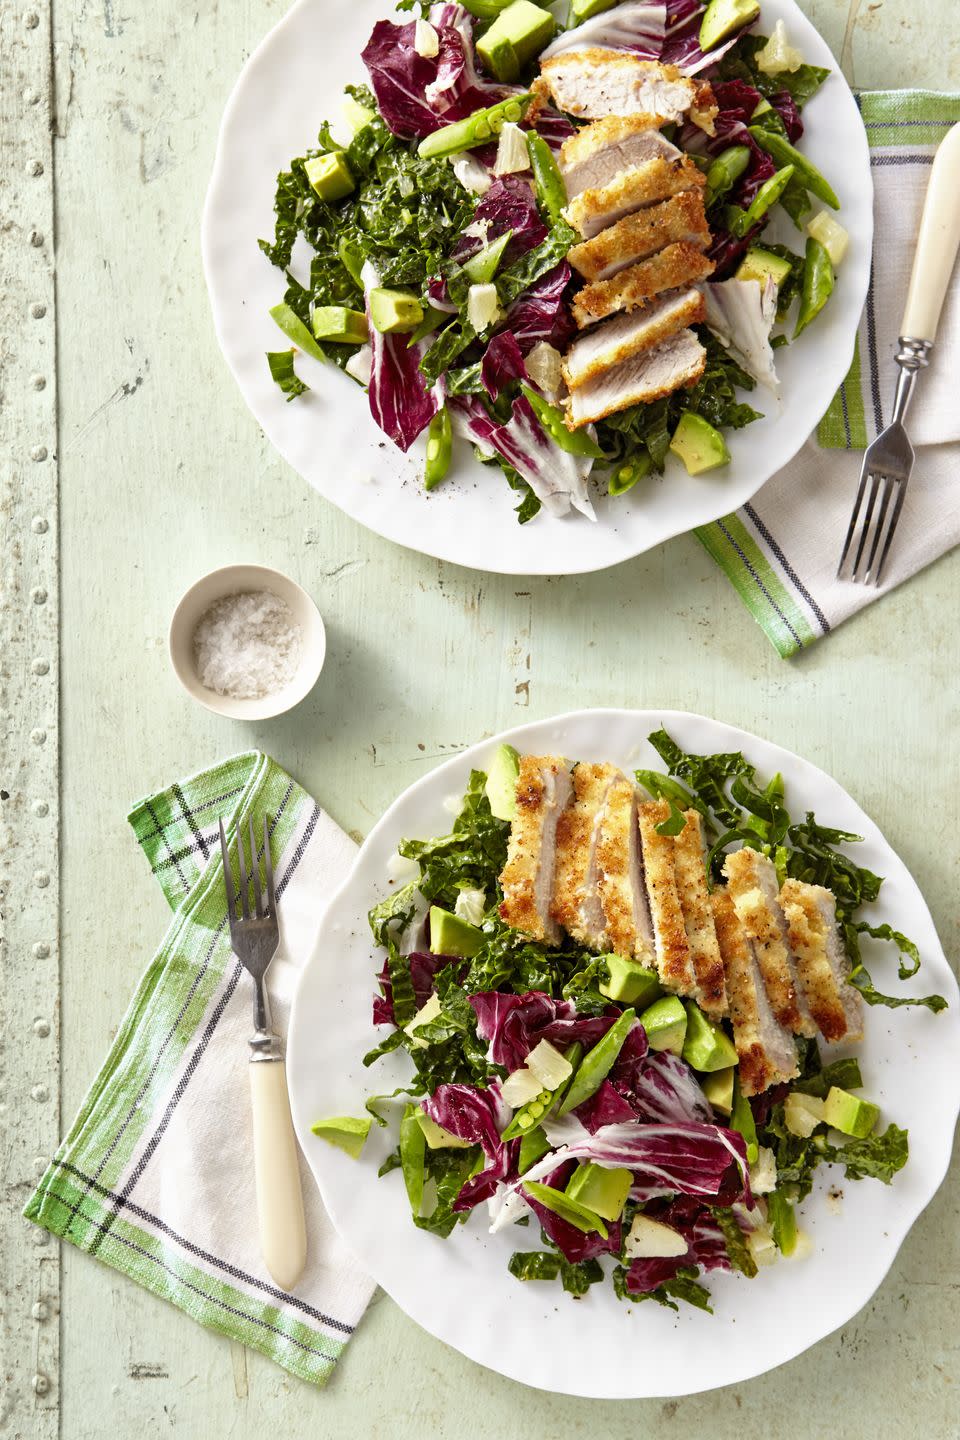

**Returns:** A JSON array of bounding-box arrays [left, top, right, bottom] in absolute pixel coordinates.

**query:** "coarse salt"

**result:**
[[193, 590, 302, 699]]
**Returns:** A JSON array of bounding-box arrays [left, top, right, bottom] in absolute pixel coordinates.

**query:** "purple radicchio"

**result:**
[[451, 176, 547, 266], [542, 1113, 751, 1203], [540, 1, 666, 61], [506, 262, 576, 354], [363, 263, 442, 451], [423, 1082, 519, 1210], [624, 1198, 734, 1293], [480, 331, 528, 400], [451, 393, 596, 519], [372, 951, 458, 1026], [469, 989, 616, 1070], [612, 1043, 716, 1125], [525, 1157, 624, 1263]]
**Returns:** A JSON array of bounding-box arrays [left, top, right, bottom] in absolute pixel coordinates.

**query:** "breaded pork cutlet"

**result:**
[[595, 775, 656, 966], [550, 762, 619, 949], [539, 50, 716, 131], [572, 242, 716, 327], [637, 798, 700, 999], [673, 811, 726, 1016], [712, 888, 799, 1095], [562, 289, 706, 393], [724, 848, 818, 1038], [780, 880, 864, 1043], [559, 115, 680, 200], [568, 191, 711, 282], [564, 328, 706, 429], [564, 155, 706, 240], [499, 756, 572, 945]]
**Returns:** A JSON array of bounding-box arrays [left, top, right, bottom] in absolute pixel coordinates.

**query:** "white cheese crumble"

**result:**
[[346, 344, 373, 386], [624, 1214, 688, 1259], [757, 19, 803, 75], [454, 887, 486, 926], [404, 992, 442, 1047], [525, 1039, 572, 1090], [193, 591, 302, 699], [749, 1145, 778, 1195], [414, 19, 440, 57], [467, 282, 502, 332], [501, 1067, 544, 1107], [524, 341, 563, 398], [452, 155, 492, 196], [494, 122, 531, 176]]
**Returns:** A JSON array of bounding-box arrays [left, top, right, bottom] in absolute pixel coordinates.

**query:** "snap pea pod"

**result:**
[[794, 236, 834, 337], [748, 127, 840, 209], [418, 93, 533, 160], [556, 1009, 637, 1116], [704, 144, 751, 208], [459, 0, 515, 15], [424, 407, 453, 491], [408, 305, 448, 346], [730, 1076, 758, 1164], [520, 384, 605, 459], [521, 1181, 608, 1237], [268, 303, 325, 363], [518, 1125, 551, 1174], [399, 1103, 426, 1218], [724, 163, 795, 239], [767, 1188, 798, 1256], [608, 451, 652, 497], [337, 236, 365, 289], [501, 1041, 584, 1139], [526, 131, 568, 228]]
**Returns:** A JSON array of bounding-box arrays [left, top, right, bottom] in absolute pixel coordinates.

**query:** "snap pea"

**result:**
[[794, 235, 834, 337], [748, 127, 840, 209], [459, 0, 515, 15], [268, 302, 325, 363], [408, 305, 448, 347], [704, 144, 751, 208], [462, 229, 513, 286], [521, 1180, 608, 1237], [526, 131, 568, 227], [501, 1041, 584, 1140], [418, 93, 534, 160], [607, 452, 652, 497], [518, 1124, 551, 1174], [724, 163, 795, 238], [730, 1076, 758, 1164], [337, 236, 365, 289], [767, 1189, 798, 1256], [519, 384, 605, 459], [556, 1009, 637, 1116], [399, 1103, 426, 1218], [424, 407, 453, 491]]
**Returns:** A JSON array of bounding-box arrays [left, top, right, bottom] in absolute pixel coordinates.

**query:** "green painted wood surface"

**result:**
[[3, 0, 959, 1433]]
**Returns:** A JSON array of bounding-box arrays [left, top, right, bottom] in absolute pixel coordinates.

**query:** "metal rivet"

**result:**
[[32, 1374, 49, 1395], [27, 158, 44, 177], [34, 870, 50, 888], [32, 657, 50, 675], [31, 586, 47, 604], [32, 1302, 48, 1321], [31, 444, 47, 461], [33, 942, 50, 959], [33, 800, 49, 817], [30, 230, 44, 248], [34, 1019, 50, 1037], [31, 375, 46, 391], [31, 302, 46, 318], [24, 11, 40, 28], [32, 514, 48, 532], [31, 1084, 49, 1103], [30, 729, 47, 746]]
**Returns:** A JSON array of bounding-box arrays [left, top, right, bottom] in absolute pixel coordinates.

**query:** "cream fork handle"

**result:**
[[901, 121, 960, 342], [250, 1059, 307, 1291]]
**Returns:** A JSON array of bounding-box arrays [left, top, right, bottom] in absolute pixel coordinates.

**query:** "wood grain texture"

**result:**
[[2, 0, 958, 1434]]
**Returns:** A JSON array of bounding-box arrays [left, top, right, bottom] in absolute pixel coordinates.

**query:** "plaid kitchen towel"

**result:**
[[25, 753, 375, 1386], [696, 91, 960, 657]]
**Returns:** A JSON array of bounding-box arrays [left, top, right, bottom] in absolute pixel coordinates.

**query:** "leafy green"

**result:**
[[508, 1250, 605, 1297], [793, 1057, 863, 1099], [415, 1147, 478, 1237], [822, 1123, 909, 1185], [266, 350, 308, 400], [496, 221, 578, 307], [398, 769, 509, 909], [712, 1208, 758, 1277], [612, 1264, 713, 1313], [502, 465, 543, 524], [717, 35, 830, 109]]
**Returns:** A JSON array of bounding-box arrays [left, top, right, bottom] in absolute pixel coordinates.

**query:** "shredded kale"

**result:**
[[398, 769, 509, 909], [717, 35, 831, 109], [508, 1250, 605, 1297], [266, 349, 308, 400], [712, 1208, 758, 1277], [612, 1264, 713, 1313]]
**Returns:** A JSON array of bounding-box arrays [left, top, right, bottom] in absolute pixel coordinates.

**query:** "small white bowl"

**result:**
[[168, 564, 326, 719]]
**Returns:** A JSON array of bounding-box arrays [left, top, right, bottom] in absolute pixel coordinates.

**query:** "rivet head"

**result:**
[[34, 870, 50, 888], [33, 800, 49, 817], [34, 1019, 51, 1037], [30, 444, 48, 461], [30, 302, 46, 318], [33, 942, 50, 959], [30, 728, 47, 745], [31, 1084, 49, 1103], [31, 375, 46, 391], [27, 158, 44, 176], [32, 1302, 48, 1321], [29, 230, 44, 248], [32, 1374, 49, 1395], [31, 586, 47, 604], [24, 11, 40, 28], [32, 658, 50, 675]]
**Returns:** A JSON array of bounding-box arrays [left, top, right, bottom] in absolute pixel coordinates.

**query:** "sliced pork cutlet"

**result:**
[[565, 155, 706, 240], [673, 811, 726, 1017], [562, 289, 705, 393], [779, 879, 864, 1043], [595, 776, 656, 967], [637, 798, 700, 1000], [540, 50, 714, 129], [712, 888, 799, 1095], [724, 848, 818, 1038], [569, 192, 711, 283], [560, 115, 680, 200], [573, 242, 716, 327], [565, 327, 706, 429], [499, 755, 572, 946], [550, 762, 620, 949]]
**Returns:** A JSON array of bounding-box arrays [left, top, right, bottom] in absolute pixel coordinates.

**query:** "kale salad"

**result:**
[[260, 1, 848, 523]]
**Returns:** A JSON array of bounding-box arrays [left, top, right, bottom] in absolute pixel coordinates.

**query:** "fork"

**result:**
[[220, 815, 307, 1291], [838, 121, 960, 584]]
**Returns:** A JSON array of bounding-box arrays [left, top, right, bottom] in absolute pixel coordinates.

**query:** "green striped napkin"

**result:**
[[696, 91, 960, 657], [25, 753, 374, 1386]]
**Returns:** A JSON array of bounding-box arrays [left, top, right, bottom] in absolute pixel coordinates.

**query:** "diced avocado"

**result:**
[[823, 1086, 880, 1139], [485, 743, 520, 820], [682, 1002, 739, 1073], [415, 1111, 474, 1150], [566, 1162, 632, 1221], [699, 0, 761, 53], [368, 288, 424, 335], [311, 1114, 372, 1159], [463, 230, 513, 285], [702, 1066, 736, 1115], [429, 905, 483, 958], [639, 996, 687, 1056], [477, 2, 556, 83], [571, 0, 616, 18], [304, 151, 355, 202], [736, 246, 794, 289], [312, 305, 369, 345], [342, 94, 375, 134], [669, 412, 731, 476], [600, 955, 662, 1008]]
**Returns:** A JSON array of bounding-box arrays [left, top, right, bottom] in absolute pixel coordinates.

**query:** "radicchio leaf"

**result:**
[[361, 10, 503, 140], [451, 177, 547, 266], [424, 1082, 519, 1210], [363, 263, 443, 451], [451, 394, 596, 519], [469, 989, 615, 1069], [541, 1, 666, 60], [373, 951, 458, 1025], [480, 331, 528, 400], [506, 262, 575, 354]]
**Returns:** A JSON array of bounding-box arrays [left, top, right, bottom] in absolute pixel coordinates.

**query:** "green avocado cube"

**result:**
[[736, 246, 794, 289], [304, 151, 355, 202], [600, 955, 662, 1008], [571, 0, 617, 18], [565, 1162, 632, 1221], [681, 1002, 739, 1073], [485, 743, 520, 820], [477, 2, 556, 82], [429, 905, 484, 958], [311, 306, 369, 345], [639, 995, 687, 1055], [311, 1115, 372, 1158], [701, 1066, 736, 1115], [416, 1111, 474, 1150], [669, 412, 731, 476], [823, 1086, 880, 1139], [368, 287, 424, 335], [699, 0, 761, 53]]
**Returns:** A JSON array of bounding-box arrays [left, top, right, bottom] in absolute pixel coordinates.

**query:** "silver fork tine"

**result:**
[[235, 821, 249, 919], [851, 471, 882, 580], [874, 478, 908, 585], [219, 820, 237, 928], [837, 465, 869, 576], [264, 815, 276, 917], [863, 475, 895, 582], [249, 815, 264, 918]]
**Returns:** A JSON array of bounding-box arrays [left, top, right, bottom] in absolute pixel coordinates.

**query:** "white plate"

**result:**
[[287, 709, 960, 1398], [202, 2, 873, 576]]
